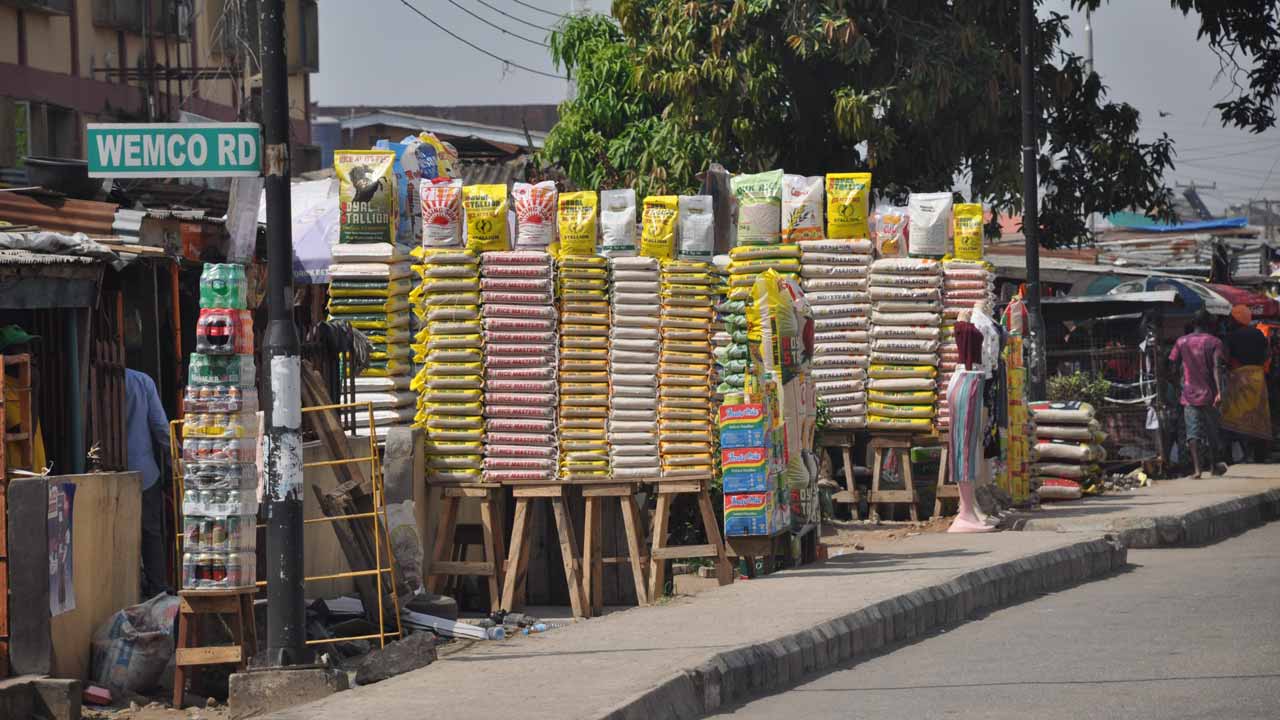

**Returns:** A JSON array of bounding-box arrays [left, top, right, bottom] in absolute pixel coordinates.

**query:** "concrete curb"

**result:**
[[595, 536, 1128, 720], [1015, 488, 1280, 548]]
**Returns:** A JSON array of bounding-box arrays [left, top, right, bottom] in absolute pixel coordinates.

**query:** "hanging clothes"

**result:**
[[954, 320, 983, 370], [949, 368, 985, 485]]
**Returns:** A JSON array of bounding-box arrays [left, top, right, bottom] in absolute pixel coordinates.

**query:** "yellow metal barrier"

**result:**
[[169, 401, 404, 650]]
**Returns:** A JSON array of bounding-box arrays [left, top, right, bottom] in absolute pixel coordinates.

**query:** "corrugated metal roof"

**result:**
[[0, 192, 119, 235], [457, 157, 531, 187], [0, 248, 98, 266]]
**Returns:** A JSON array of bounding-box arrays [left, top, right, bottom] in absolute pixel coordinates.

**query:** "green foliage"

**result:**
[[540, 1, 1273, 247], [1047, 370, 1112, 407]]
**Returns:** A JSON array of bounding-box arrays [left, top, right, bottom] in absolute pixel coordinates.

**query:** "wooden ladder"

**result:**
[[173, 588, 257, 708], [1, 353, 35, 677], [648, 478, 733, 600]]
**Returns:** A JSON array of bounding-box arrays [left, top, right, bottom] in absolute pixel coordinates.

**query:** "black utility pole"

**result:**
[[1021, 0, 1047, 399], [260, 0, 307, 667]]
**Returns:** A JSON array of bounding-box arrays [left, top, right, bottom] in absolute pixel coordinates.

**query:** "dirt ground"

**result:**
[[84, 700, 230, 720], [820, 515, 954, 550]]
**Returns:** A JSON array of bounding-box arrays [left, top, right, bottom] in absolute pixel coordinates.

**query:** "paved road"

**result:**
[[715, 523, 1280, 720]]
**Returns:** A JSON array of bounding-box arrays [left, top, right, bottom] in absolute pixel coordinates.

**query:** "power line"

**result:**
[[473, 0, 555, 32], [1254, 153, 1280, 199], [509, 0, 567, 19], [443, 0, 549, 47], [398, 0, 563, 79], [1176, 136, 1280, 153], [1176, 142, 1280, 164]]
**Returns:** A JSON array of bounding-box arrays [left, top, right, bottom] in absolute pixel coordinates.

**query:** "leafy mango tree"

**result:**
[[543, 1, 1274, 247]]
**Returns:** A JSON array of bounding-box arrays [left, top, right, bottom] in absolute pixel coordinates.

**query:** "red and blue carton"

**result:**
[[721, 446, 770, 493], [718, 403, 768, 448]]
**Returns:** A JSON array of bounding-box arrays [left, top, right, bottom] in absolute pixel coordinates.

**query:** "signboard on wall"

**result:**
[[87, 122, 262, 178]]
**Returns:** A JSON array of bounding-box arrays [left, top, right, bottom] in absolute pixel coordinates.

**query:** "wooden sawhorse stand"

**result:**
[[582, 481, 650, 613], [426, 482, 506, 613], [818, 431, 864, 515], [501, 483, 589, 619], [649, 478, 734, 600], [932, 436, 958, 517], [173, 588, 257, 708], [869, 435, 920, 523]]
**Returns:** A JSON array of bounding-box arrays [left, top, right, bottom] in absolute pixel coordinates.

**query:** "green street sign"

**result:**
[[87, 122, 262, 178]]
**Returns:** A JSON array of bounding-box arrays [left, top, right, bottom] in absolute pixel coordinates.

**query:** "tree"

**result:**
[[543, 1, 1274, 247]]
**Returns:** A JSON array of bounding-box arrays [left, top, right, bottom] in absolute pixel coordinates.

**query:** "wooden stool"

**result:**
[[649, 478, 733, 600], [582, 482, 650, 613], [818, 431, 864, 514], [500, 484, 589, 619], [933, 436, 959, 517], [173, 588, 257, 708], [868, 436, 920, 523], [426, 483, 506, 613]]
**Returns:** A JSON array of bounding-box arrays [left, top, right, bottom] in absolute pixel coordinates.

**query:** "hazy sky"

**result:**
[[313, 0, 1280, 211]]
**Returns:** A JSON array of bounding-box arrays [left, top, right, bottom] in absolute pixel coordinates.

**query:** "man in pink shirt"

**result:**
[[1169, 311, 1228, 478]]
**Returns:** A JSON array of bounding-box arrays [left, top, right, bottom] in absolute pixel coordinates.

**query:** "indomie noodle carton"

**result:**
[[723, 491, 781, 536], [721, 446, 770, 493], [718, 403, 768, 448]]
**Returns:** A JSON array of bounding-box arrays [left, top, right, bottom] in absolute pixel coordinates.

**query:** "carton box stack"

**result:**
[[181, 263, 259, 590], [720, 403, 786, 536]]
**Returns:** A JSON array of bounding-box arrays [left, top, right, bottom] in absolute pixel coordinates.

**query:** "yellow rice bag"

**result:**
[[462, 184, 510, 253], [641, 196, 679, 260], [557, 191, 599, 258], [826, 172, 873, 239], [952, 203, 984, 261]]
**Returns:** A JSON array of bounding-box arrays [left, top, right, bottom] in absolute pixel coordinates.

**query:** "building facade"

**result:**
[[0, 0, 318, 172]]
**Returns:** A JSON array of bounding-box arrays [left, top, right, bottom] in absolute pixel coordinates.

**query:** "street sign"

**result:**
[[87, 122, 262, 178]]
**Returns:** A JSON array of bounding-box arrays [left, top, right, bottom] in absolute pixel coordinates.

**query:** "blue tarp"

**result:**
[[1106, 212, 1249, 233]]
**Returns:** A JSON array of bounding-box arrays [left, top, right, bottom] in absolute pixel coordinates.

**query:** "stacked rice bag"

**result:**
[[329, 243, 416, 440], [558, 254, 612, 482], [711, 257, 748, 398], [608, 256, 663, 482], [480, 251, 559, 484], [658, 260, 718, 482], [412, 248, 485, 483], [937, 260, 995, 427], [799, 238, 873, 429], [1030, 401, 1106, 497], [867, 258, 943, 433]]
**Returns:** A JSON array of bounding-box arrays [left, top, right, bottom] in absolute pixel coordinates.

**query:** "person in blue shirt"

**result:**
[[125, 368, 170, 596]]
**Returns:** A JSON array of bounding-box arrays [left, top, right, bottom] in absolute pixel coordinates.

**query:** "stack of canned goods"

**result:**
[[181, 488, 257, 589], [181, 263, 260, 591]]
